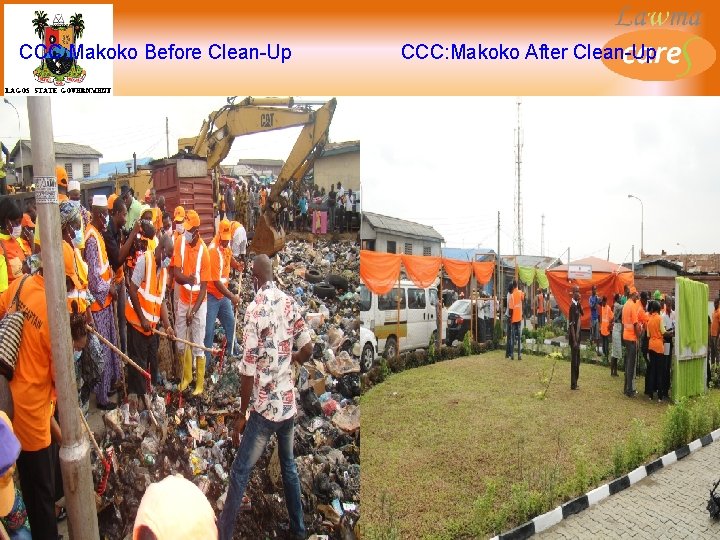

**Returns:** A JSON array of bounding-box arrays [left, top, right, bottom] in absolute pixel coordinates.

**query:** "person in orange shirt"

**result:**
[[536, 289, 546, 328], [204, 220, 242, 378], [600, 296, 612, 364], [0, 245, 82, 539], [20, 212, 34, 256], [622, 289, 642, 397], [0, 198, 28, 292], [509, 281, 525, 360], [646, 300, 671, 402], [33, 165, 69, 253], [710, 299, 720, 367], [172, 210, 211, 394]]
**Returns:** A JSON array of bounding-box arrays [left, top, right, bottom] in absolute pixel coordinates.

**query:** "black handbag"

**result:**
[[0, 274, 31, 381]]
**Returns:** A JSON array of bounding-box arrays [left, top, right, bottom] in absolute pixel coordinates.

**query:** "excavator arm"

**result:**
[[179, 96, 337, 256], [250, 98, 336, 254]]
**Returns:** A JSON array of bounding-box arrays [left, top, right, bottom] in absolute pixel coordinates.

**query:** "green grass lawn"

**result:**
[[361, 350, 720, 539]]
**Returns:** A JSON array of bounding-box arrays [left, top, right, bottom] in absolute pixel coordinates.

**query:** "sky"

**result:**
[[360, 96, 720, 263], [1, 95, 363, 166], [3, 95, 719, 263]]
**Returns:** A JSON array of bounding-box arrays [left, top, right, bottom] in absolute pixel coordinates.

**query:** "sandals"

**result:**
[[56, 506, 68, 522]]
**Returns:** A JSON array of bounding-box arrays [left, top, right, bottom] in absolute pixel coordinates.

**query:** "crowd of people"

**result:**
[[219, 180, 358, 234], [0, 165, 315, 539], [501, 281, 679, 397]]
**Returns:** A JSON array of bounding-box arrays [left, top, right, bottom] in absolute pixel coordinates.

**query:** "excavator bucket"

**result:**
[[250, 212, 286, 256]]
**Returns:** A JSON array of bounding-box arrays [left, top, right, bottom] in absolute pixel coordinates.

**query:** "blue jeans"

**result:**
[[204, 294, 236, 366], [218, 412, 305, 540], [509, 321, 522, 358]]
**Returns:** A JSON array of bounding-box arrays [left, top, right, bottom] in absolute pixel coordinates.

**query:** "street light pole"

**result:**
[[3, 98, 24, 186], [27, 96, 100, 539], [628, 194, 644, 256]]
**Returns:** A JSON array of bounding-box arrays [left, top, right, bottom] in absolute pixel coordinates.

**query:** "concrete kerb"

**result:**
[[489, 426, 720, 540]]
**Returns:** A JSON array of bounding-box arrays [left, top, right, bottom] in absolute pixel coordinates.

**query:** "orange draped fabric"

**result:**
[[401, 255, 442, 288], [473, 261, 495, 285], [360, 250, 496, 294], [441, 258, 473, 287], [360, 251, 402, 295], [546, 270, 635, 330]]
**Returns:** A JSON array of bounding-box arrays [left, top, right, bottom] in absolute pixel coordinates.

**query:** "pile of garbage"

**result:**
[[92, 239, 361, 539]]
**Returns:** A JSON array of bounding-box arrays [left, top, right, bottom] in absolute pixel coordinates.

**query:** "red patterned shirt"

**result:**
[[240, 281, 311, 421]]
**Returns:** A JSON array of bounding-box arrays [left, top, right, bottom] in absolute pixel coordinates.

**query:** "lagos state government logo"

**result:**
[[31, 11, 87, 85]]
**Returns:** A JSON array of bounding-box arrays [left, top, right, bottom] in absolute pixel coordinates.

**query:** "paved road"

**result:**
[[537, 440, 720, 539]]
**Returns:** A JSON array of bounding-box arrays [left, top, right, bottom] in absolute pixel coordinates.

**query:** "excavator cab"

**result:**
[[251, 211, 285, 256]]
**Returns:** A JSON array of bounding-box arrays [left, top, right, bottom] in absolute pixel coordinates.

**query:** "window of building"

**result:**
[[362, 239, 376, 251], [82, 163, 91, 178], [386, 240, 396, 254], [423, 246, 432, 256], [408, 288, 426, 309], [64, 163, 73, 180], [404, 243, 413, 255]]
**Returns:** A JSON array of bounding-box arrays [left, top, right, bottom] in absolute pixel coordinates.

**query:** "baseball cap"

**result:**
[[63, 242, 82, 290], [108, 193, 118, 211], [139, 204, 153, 220], [219, 219, 232, 241], [230, 221, 241, 235], [21, 213, 35, 228], [0, 411, 21, 517], [133, 475, 217, 540], [174, 206, 186, 223], [56, 165, 68, 188], [184, 210, 200, 230]]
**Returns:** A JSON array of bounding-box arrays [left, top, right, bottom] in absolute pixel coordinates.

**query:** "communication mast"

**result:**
[[514, 98, 524, 255]]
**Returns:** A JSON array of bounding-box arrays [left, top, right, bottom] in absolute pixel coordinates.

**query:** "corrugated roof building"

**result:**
[[361, 211, 444, 256]]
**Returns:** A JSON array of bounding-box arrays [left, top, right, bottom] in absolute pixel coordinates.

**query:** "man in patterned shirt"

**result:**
[[218, 254, 312, 540]]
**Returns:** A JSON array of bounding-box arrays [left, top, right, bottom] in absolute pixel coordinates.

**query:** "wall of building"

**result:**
[[636, 265, 678, 277], [58, 157, 100, 180], [374, 231, 441, 256], [313, 151, 360, 193]]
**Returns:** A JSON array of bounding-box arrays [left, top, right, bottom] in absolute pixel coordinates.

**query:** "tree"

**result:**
[[69, 13, 84, 39], [32, 10, 49, 39], [32, 11, 49, 69]]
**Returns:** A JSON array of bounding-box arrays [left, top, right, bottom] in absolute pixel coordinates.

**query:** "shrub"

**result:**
[[625, 419, 652, 470], [378, 358, 391, 384], [662, 397, 692, 453], [386, 353, 406, 373], [691, 395, 713, 440], [462, 331, 472, 356], [611, 443, 625, 477]]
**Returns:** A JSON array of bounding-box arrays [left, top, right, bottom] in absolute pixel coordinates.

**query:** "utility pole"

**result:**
[[497, 211, 502, 337], [27, 97, 99, 539], [607, 244, 610, 261], [514, 98, 524, 255], [541, 214, 545, 256], [632, 244, 635, 272], [166, 117, 170, 159]]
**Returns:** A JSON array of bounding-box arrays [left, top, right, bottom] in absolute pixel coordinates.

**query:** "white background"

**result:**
[[4, 4, 114, 93]]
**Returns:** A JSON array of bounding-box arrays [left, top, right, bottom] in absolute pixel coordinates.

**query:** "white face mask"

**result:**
[[184, 231, 194, 243], [176, 223, 184, 234], [11, 225, 22, 238]]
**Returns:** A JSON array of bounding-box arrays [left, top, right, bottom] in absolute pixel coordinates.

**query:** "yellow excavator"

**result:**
[[178, 96, 337, 255]]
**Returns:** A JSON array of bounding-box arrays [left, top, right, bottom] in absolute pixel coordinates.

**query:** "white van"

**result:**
[[359, 279, 448, 358]]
